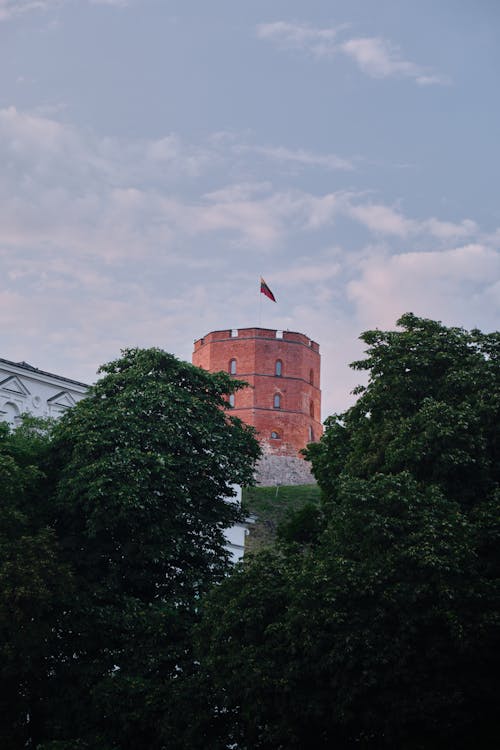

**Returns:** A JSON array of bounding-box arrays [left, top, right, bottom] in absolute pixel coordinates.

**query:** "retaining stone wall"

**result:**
[[254, 453, 315, 486]]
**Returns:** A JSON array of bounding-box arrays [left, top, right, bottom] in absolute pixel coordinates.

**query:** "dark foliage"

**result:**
[[195, 315, 499, 749], [0, 349, 259, 749]]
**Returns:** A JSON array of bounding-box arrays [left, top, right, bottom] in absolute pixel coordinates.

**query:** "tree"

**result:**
[[194, 315, 499, 749], [308, 312, 499, 512], [0, 417, 74, 750], [0, 349, 259, 749]]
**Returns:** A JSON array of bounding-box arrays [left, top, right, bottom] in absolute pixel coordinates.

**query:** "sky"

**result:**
[[1, 0, 499, 418]]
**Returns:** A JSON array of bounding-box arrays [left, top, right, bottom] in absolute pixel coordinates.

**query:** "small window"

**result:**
[[309, 369, 314, 385], [310, 401, 314, 418], [228, 394, 235, 408], [270, 430, 280, 440], [273, 394, 281, 409], [275, 359, 282, 377], [308, 425, 314, 442], [229, 359, 237, 375]]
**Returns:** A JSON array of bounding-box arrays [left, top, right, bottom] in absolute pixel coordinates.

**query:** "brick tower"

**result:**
[[192, 328, 322, 465]]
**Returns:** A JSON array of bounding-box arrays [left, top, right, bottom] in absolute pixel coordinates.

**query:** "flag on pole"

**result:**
[[260, 277, 276, 302]]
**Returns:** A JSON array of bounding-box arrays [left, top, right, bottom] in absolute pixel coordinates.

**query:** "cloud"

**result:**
[[346, 202, 415, 237], [340, 36, 450, 85], [236, 144, 354, 171], [0, 108, 359, 282], [395, 244, 500, 283], [292, 241, 498, 415], [0, 1, 59, 22], [0, 0, 128, 22], [0, 106, 223, 257], [202, 182, 272, 202], [257, 21, 450, 86], [89, 0, 129, 6], [0, 108, 481, 258], [347, 244, 500, 329], [0, 105, 210, 185], [423, 217, 477, 240], [275, 254, 342, 285], [344, 199, 477, 240], [256, 21, 345, 59], [0, 106, 494, 417], [341, 37, 417, 78], [169, 187, 342, 246], [416, 74, 450, 87]]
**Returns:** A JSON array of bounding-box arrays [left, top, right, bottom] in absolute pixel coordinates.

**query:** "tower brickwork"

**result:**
[[192, 327, 322, 459]]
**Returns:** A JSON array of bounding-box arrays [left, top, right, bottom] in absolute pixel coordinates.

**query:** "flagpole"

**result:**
[[258, 275, 262, 327]]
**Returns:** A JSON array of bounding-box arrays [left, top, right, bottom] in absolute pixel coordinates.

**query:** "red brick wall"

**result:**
[[192, 328, 322, 457]]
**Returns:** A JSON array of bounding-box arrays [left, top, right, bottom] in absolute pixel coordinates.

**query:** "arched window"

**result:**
[[3, 401, 20, 427], [308, 425, 314, 442], [229, 359, 237, 375], [309, 369, 314, 385], [275, 359, 283, 377], [228, 394, 235, 408], [270, 430, 280, 440], [310, 401, 314, 418], [273, 394, 281, 409]]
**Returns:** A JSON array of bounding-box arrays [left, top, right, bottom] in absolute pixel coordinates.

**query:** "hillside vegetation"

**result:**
[[242, 483, 321, 552]]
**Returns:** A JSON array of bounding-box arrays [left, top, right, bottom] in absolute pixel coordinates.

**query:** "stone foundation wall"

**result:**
[[254, 453, 315, 486]]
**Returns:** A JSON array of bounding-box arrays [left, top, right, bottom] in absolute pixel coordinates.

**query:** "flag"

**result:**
[[260, 277, 276, 302]]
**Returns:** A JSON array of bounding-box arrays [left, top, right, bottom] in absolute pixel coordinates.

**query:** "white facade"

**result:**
[[0, 357, 249, 561], [0, 358, 88, 427], [225, 520, 248, 563], [224, 484, 252, 563]]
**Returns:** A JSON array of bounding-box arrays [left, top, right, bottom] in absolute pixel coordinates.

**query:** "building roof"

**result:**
[[0, 358, 89, 389]]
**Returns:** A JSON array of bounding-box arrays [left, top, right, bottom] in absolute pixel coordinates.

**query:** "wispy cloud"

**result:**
[[257, 21, 450, 86], [0, 107, 478, 257], [347, 244, 500, 330], [346, 202, 414, 236], [0, 105, 493, 414], [344, 199, 476, 240], [0, 0, 59, 22], [340, 37, 450, 86], [89, 0, 129, 6], [236, 144, 354, 171], [256, 21, 346, 59], [422, 217, 477, 240], [0, 0, 128, 22]]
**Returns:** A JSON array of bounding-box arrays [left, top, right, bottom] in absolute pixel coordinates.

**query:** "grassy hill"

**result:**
[[241, 484, 321, 552]]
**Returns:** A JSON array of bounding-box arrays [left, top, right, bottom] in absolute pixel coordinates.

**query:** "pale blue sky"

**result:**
[[1, 0, 499, 416]]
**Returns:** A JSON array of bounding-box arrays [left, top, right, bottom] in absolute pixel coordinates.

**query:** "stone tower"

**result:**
[[192, 328, 322, 484]]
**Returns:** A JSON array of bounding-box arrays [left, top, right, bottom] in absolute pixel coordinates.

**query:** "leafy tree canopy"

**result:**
[[195, 315, 499, 749], [0, 348, 259, 749], [52, 347, 258, 599], [307, 312, 499, 510]]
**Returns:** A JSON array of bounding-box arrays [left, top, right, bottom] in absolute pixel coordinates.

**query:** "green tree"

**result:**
[[195, 315, 499, 749], [0, 349, 259, 749], [0, 418, 74, 750], [308, 312, 499, 511]]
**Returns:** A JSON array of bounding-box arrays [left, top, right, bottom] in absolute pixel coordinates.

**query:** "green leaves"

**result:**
[[195, 315, 499, 749], [307, 314, 499, 511], [3, 323, 497, 748], [0, 348, 260, 749]]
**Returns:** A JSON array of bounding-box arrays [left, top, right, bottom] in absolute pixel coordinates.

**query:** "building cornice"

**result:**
[[0, 358, 89, 392]]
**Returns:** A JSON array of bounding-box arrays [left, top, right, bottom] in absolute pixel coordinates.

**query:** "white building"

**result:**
[[0, 358, 88, 426], [224, 484, 253, 563], [0, 357, 248, 562]]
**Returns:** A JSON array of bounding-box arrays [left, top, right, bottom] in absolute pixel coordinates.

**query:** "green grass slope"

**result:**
[[241, 484, 321, 552]]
